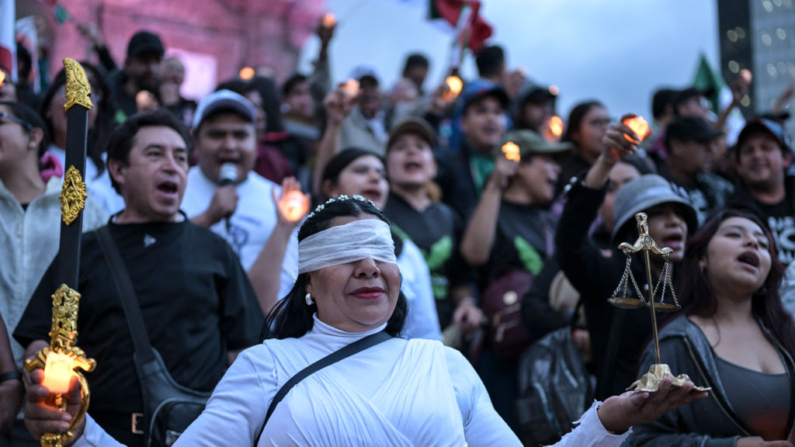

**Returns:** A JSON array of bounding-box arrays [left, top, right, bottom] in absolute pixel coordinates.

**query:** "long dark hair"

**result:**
[[676, 207, 795, 359], [39, 62, 116, 178], [562, 100, 604, 146], [263, 199, 408, 340]]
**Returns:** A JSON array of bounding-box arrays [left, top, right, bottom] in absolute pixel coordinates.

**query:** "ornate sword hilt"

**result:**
[[24, 285, 95, 447]]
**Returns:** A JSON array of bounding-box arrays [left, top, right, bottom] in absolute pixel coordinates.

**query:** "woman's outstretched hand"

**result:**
[[596, 377, 708, 434]]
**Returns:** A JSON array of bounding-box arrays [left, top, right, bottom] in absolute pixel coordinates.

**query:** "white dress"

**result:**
[[74, 316, 631, 446]]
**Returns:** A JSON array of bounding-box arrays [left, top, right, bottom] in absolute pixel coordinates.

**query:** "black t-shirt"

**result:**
[[729, 182, 795, 266], [14, 220, 262, 439], [482, 200, 556, 286], [757, 198, 795, 265], [385, 193, 470, 328]]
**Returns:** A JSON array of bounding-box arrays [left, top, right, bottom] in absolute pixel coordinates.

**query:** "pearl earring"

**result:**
[[305, 293, 313, 306]]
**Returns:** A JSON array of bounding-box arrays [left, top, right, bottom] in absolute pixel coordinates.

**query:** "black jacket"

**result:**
[[556, 179, 668, 399], [626, 315, 795, 446]]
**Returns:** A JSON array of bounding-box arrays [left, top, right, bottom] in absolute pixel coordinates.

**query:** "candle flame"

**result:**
[[622, 116, 651, 143], [135, 91, 154, 108], [43, 351, 74, 395], [279, 190, 309, 222], [340, 79, 360, 97], [549, 115, 563, 137], [502, 141, 521, 162], [0, 71, 5, 87], [443, 76, 463, 101], [322, 13, 336, 27], [239, 67, 255, 80]]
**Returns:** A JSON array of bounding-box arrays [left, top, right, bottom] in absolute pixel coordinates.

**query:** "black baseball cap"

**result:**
[[520, 85, 557, 105], [387, 117, 437, 152], [455, 80, 510, 116], [126, 31, 165, 59], [666, 116, 723, 144]]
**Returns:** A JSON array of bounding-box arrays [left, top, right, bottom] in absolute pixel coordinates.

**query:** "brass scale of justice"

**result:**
[[608, 212, 710, 392]]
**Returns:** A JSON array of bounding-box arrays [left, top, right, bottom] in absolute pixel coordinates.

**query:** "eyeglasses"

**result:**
[[0, 112, 33, 131]]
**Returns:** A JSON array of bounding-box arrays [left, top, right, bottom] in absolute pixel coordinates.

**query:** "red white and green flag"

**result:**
[[429, 0, 493, 54]]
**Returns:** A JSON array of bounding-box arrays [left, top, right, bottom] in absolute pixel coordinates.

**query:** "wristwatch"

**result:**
[[0, 370, 23, 385]]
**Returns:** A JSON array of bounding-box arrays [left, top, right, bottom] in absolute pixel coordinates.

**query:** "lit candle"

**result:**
[[239, 67, 255, 80], [548, 115, 563, 137], [43, 351, 74, 394], [0, 71, 5, 87], [279, 190, 309, 222], [622, 116, 651, 143], [322, 13, 336, 28], [444, 76, 463, 101], [135, 91, 154, 110], [340, 79, 360, 98], [502, 141, 521, 162]]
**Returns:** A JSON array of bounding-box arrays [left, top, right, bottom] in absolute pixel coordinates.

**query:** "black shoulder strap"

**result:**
[[256, 331, 393, 442], [95, 226, 155, 364]]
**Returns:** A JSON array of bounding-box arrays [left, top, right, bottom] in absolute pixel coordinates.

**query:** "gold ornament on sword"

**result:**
[[59, 166, 86, 226], [62, 58, 93, 112], [24, 286, 96, 447], [608, 213, 710, 393]]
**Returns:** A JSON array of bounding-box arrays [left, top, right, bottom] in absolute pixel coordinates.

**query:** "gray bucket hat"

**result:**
[[612, 174, 698, 240]]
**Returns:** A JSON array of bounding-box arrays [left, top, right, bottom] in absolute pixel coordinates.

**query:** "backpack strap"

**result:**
[[255, 331, 393, 443]]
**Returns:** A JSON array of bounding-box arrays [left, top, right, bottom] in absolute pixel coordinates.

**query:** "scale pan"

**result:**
[[608, 297, 646, 309], [651, 302, 681, 312]]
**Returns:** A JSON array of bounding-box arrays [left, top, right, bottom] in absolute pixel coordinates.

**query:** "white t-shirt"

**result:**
[[180, 167, 298, 299], [47, 145, 126, 216]]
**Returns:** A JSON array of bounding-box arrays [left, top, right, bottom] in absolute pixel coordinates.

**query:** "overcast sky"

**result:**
[[298, 0, 719, 120]]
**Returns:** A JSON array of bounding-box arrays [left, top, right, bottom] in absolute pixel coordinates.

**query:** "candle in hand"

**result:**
[[279, 190, 309, 222], [340, 79, 360, 98], [622, 116, 651, 143], [239, 67, 255, 80], [322, 13, 336, 27], [444, 76, 463, 101], [43, 351, 74, 394], [502, 142, 521, 162], [548, 115, 563, 137]]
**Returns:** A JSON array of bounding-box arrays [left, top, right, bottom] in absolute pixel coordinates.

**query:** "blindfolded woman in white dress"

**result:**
[[24, 196, 707, 446]]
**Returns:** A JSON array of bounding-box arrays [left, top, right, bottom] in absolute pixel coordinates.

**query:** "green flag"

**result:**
[[692, 53, 725, 115]]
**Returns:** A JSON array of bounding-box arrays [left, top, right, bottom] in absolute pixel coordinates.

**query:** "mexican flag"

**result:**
[[429, 0, 493, 54], [0, 0, 15, 80]]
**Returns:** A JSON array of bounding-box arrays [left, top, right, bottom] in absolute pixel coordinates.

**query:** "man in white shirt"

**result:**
[[181, 90, 299, 313]]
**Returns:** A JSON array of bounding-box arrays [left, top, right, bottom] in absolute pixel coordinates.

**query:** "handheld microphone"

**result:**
[[219, 162, 238, 233]]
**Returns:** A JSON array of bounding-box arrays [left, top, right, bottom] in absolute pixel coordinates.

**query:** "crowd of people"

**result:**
[[1, 14, 795, 447]]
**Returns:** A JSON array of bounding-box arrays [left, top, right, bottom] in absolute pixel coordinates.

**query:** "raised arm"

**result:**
[[312, 88, 354, 198], [247, 178, 305, 315], [557, 118, 640, 296], [459, 156, 517, 267]]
